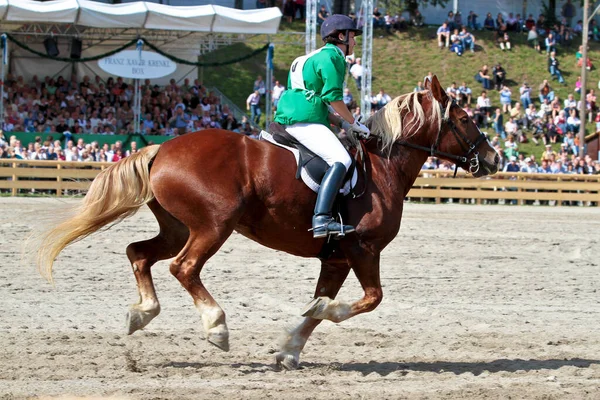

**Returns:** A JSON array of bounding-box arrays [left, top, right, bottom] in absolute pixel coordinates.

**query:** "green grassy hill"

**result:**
[[200, 24, 599, 159]]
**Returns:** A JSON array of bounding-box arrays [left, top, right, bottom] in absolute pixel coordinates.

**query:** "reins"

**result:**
[[396, 100, 486, 177]]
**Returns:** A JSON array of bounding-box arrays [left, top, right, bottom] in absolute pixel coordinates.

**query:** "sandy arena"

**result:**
[[1, 197, 599, 399]]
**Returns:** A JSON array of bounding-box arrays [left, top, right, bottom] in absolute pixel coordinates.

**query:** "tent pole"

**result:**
[[134, 78, 140, 134], [0, 56, 4, 131], [1, 34, 7, 130]]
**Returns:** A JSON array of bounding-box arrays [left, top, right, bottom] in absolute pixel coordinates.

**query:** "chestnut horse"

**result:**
[[36, 76, 499, 370]]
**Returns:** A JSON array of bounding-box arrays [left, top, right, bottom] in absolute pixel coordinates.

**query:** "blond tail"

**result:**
[[36, 144, 161, 282]]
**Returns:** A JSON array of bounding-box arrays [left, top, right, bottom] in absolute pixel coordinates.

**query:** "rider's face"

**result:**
[[340, 31, 356, 54]]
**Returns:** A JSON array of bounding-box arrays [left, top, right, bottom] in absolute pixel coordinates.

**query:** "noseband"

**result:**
[[398, 100, 487, 177]]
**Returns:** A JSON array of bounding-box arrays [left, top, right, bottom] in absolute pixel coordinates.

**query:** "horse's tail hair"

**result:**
[[36, 144, 161, 282]]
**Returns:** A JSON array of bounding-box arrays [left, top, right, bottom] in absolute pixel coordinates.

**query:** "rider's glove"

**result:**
[[342, 118, 370, 139]]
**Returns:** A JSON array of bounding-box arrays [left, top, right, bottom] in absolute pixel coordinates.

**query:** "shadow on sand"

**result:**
[[160, 358, 599, 376]]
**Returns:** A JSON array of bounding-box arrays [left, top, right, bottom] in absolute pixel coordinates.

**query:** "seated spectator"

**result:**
[[504, 135, 519, 159], [536, 14, 547, 36], [411, 10, 424, 27], [437, 22, 450, 49], [541, 144, 558, 162], [393, 15, 409, 31], [317, 5, 329, 25], [483, 12, 495, 30], [343, 88, 354, 109], [539, 97, 553, 120], [499, 85, 512, 113], [475, 64, 492, 90], [563, 93, 577, 114], [493, 108, 505, 138], [493, 63, 506, 90], [495, 13, 506, 33], [527, 25, 541, 52], [587, 89, 598, 118], [505, 116, 520, 140], [373, 7, 385, 28], [498, 31, 511, 51], [467, 11, 480, 31], [414, 81, 425, 92], [573, 19, 583, 36], [519, 82, 532, 108], [373, 89, 392, 110], [510, 102, 526, 127], [550, 96, 563, 119], [506, 13, 519, 31], [458, 81, 472, 105], [575, 75, 582, 94], [567, 109, 581, 133], [576, 45, 592, 70], [539, 80, 555, 103], [458, 26, 476, 53], [449, 30, 464, 56], [384, 12, 394, 34], [454, 11, 463, 29], [554, 109, 568, 134], [446, 11, 457, 31], [545, 33, 557, 54], [563, 131, 578, 155], [476, 90, 492, 118], [446, 82, 459, 101]]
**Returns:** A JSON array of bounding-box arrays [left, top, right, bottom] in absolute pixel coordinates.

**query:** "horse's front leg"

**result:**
[[276, 259, 350, 370], [302, 248, 382, 323]]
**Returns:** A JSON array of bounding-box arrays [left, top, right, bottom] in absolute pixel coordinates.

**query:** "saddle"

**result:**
[[266, 122, 357, 193]]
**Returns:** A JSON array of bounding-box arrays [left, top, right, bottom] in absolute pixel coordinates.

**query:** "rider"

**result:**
[[274, 14, 371, 239]]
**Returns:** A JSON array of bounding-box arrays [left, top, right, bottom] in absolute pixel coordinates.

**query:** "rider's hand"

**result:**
[[341, 118, 370, 139], [351, 118, 370, 139]]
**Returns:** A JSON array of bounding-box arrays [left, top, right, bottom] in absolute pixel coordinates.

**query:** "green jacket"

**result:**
[[274, 43, 346, 127]]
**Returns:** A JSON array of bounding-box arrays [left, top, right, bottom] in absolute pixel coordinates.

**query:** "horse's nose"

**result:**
[[494, 153, 500, 165]]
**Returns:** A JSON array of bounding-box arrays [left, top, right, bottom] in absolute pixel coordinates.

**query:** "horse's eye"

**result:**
[[461, 117, 469, 124]]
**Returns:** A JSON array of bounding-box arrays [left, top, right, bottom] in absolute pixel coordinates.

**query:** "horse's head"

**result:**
[[424, 75, 499, 177]]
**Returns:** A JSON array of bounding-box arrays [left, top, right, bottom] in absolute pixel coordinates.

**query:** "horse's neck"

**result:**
[[367, 139, 428, 200]]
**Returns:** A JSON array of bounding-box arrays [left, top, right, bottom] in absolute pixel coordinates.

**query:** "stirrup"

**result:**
[[309, 213, 355, 239]]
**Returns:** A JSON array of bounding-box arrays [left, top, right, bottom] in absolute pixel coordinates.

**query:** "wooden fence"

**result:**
[[1, 160, 599, 206]]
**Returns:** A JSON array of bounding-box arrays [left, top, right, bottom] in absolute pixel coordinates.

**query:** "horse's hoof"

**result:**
[[276, 353, 299, 370], [207, 326, 230, 352], [126, 307, 158, 335], [301, 297, 329, 319]]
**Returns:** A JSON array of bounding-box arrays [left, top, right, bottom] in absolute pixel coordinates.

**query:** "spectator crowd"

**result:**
[[1, 3, 600, 177]]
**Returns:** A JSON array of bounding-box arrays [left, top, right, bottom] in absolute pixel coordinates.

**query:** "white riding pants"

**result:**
[[285, 123, 352, 171]]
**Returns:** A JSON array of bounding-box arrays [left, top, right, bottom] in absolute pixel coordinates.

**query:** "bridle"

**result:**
[[397, 99, 487, 177]]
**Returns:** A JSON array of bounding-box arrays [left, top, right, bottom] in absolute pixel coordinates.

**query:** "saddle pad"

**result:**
[[260, 130, 357, 195]]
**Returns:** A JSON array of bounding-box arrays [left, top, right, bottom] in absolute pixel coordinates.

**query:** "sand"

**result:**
[[1, 197, 599, 399]]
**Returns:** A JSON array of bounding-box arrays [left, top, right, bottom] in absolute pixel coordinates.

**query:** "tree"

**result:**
[[381, 0, 450, 17]]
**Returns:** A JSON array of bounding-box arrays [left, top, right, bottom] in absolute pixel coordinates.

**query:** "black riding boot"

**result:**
[[311, 162, 355, 239]]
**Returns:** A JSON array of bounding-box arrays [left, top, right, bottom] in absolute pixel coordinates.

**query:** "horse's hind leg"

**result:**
[[169, 225, 235, 352], [276, 259, 351, 370], [125, 199, 189, 334]]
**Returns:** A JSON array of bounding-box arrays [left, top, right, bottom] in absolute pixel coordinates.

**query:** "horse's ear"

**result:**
[[423, 77, 432, 90], [429, 75, 448, 104]]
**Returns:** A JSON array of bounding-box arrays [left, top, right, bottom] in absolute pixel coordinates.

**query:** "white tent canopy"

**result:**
[[0, 0, 282, 34]]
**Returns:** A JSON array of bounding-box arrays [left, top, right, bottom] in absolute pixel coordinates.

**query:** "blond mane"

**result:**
[[365, 91, 451, 156]]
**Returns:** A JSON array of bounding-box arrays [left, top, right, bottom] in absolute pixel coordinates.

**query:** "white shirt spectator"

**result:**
[[272, 82, 285, 101], [504, 119, 518, 135], [350, 62, 364, 80], [477, 95, 491, 108], [567, 114, 580, 127], [564, 98, 576, 109]]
